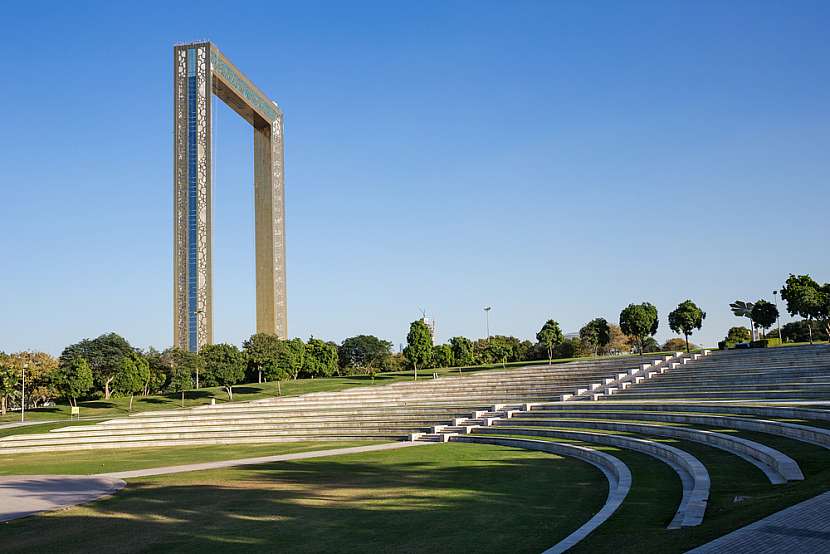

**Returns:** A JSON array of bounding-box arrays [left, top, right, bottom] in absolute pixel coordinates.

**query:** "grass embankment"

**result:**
[[0, 440, 382, 476], [482, 420, 830, 553], [0, 352, 673, 425], [0, 442, 606, 554]]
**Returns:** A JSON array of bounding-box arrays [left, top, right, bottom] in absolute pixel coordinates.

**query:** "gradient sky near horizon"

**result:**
[[1, 1, 828, 355]]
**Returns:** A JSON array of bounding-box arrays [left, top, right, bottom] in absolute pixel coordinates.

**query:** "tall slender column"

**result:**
[[173, 43, 212, 351]]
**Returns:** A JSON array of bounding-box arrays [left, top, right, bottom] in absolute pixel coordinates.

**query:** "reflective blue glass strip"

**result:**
[[187, 48, 198, 352]]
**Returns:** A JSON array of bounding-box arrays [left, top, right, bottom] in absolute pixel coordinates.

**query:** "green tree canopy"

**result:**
[[303, 338, 339, 378], [403, 320, 433, 380], [668, 300, 706, 352], [751, 300, 779, 337], [338, 335, 393, 371], [536, 319, 564, 364], [725, 326, 752, 343], [243, 333, 282, 383], [52, 355, 93, 408], [431, 344, 454, 369], [274, 338, 307, 382], [0, 354, 20, 416], [200, 343, 246, 400], [59, 332, 136, 399], [579, 318, 611, 356], [449, 336, 474, 367], [781, 274, 830, 342], [113, 353, 150, 411], [619, 302, 659, 355]]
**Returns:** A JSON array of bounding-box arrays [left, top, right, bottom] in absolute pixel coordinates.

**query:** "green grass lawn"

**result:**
[[0, 440, 384, 476], [0, 442, 606, 554]]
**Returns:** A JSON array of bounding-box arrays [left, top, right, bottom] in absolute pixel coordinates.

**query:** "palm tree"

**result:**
[[730, 300, 757, 341]]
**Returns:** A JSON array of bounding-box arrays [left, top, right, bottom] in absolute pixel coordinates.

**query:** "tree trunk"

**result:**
[[414, 363, 418, 381], [104, 377, 114, 400], [128, 395, 134, 412], [181, 390, 185, 408], [548, 346, 553, 365], [277, 380, 282, 396], [258, 370, 262, 384], [1, 396, 5, 416], [809, 319, 814, 344], [226, 386, 233, 401], [685, 334, 689, 353]]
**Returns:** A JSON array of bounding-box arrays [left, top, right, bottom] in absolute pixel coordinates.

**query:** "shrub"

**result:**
[[750, 338, 781, 348]]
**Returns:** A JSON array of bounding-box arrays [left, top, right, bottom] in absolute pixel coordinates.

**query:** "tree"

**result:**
[[275, 338, 306, 381], [168, 362, 192, 407], [730, 300, 757, 340], [113, 354, 149, 412], [59, 332, 136, 399], [579, 318, 611, 356], [668, 300, 706, 353], [449, 336, 475, 367], [751, 300, 779, 338], [781, 274, 830, 343], [431, 344, 454, 369], [485, 338, 512, 368], [144, 347, 169, 395], [554, 337, 583, 359], [778, 320, 829, 343], [619, 302, 659, 355], [641, 336, 661, 353], [4, 351, 59, 409], [605, 324, 633, 355], [663, 338, 695, 352], [339, 335, 394, 372], [536, 319, 564, 364], [52, 356, 93, 408], [243, 333, 282, 383], [0, 354, 19, 416], [726, 326, 752, 343], [200, 343, 246, 400], [303, 338, 339, 378], [160, 347, 203, 394], [403, 320, 433, 380]]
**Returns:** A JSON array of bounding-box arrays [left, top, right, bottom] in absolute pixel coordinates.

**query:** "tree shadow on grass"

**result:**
[[0, 445, 606, 554]]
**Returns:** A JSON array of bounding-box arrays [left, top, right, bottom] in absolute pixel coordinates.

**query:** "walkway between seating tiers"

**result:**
[[686, 490, 830, 554]]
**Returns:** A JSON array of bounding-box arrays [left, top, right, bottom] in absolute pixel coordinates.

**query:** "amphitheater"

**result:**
[[2, 344, 829, 552]]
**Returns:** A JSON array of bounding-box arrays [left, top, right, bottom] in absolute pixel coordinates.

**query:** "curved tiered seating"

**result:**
[[0, 353, 689, 454]]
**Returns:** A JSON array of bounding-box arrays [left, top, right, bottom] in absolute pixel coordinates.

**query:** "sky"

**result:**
[[1, 1, 828, 355]]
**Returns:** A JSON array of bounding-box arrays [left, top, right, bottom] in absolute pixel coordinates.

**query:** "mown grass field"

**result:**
[[0, 440, 382, 476], [0, 442, 606, 554]]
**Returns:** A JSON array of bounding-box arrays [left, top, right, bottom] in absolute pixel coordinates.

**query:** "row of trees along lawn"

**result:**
[[400, 301, 710, 380], [3, 273, 826, 411]]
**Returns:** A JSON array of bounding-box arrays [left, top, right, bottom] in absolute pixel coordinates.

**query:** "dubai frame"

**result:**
[[173, 42, 286, 352]]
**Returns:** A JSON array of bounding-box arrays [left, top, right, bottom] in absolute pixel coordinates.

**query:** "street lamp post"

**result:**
[[484, 306, 492, 341], [21, 362, 28, 423], [773, 290, 782, 341]]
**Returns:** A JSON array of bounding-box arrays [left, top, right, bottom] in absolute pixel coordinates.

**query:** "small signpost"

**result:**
[[71, 406, 80, 420]]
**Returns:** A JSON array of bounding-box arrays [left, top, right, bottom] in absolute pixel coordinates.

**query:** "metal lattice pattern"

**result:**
[[271, 114, 287, 337], [194, 46, 211, 349], [173, 48, 189, 348]]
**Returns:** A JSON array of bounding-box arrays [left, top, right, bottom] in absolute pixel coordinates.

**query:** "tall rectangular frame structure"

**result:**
[[174, 42, 286, 352]]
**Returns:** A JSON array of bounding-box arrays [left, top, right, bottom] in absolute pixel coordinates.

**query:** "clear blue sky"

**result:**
[[1, 1, 828, 355]]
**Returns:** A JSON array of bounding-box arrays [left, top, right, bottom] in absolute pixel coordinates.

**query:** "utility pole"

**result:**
[[484, 306, 492, 341], [21, 362, 28, 423]]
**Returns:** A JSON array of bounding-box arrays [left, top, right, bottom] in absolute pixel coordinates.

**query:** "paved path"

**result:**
[[687, 490, 830, 553], [0, 441, 430, 522], [0, 475, 126, 522]]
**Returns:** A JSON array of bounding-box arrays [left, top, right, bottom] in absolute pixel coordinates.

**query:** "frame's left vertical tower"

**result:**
[[173, 43, 212, 352]]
